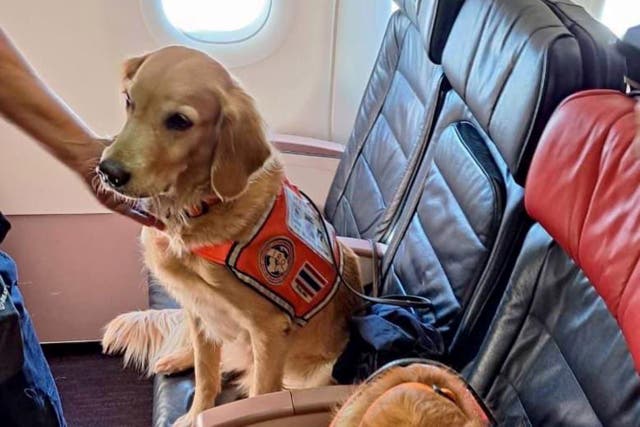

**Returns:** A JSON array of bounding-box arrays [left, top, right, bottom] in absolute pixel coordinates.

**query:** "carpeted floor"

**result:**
[[44, 343, 153, 427]]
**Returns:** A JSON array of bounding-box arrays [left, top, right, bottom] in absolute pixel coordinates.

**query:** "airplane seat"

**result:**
[[376, 0, 593, 372], [193, 95, 640, 427], [146, 0, 628, 424], [323, 0, 464, 240], [464, 90, 640, 425]]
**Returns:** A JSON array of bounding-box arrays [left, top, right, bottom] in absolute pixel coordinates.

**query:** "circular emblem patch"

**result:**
[[259, 238, 294, 285]]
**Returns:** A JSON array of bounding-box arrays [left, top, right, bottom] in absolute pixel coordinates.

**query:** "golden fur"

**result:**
[[100, 46, 362, 427], [330, 364, 489, 427]]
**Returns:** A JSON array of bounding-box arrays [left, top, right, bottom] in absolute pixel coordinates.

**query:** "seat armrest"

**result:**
[[337, 237, 387, 288], [337, 236, 387, 258], [271, 133, 345, 159], [196, 385, 354, 427]]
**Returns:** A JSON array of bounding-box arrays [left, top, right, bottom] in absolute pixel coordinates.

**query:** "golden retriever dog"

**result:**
[[99, 46, 361, 426], [330, 362, 491, 427]]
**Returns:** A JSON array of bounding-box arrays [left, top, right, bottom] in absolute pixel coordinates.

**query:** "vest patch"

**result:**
[[259, 237, 294, 285], [192, 180, 342, 325]]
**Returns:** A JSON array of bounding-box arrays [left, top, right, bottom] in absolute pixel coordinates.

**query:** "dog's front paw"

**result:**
[[154, 349, 194, 375], [172, 412, 196, 427]]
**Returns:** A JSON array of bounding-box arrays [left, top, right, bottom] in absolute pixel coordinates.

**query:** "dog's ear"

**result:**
[[210, 86, 272, 200], [121, 53, 149, 85]]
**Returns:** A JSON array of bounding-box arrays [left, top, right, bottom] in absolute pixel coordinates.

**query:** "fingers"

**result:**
[[126, 208, 165, 230], [114, 204, 165, 230], [91, 182, 165, 230]]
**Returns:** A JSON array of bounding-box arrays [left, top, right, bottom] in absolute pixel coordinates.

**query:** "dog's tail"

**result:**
[[102, 309, 190, 376]]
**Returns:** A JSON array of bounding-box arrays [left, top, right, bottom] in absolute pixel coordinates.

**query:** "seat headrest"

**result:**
[[393, 0, 464, 63], [442, 0, 582, 181], [619, 25, 640, 86], [525, 90, 640, 371]]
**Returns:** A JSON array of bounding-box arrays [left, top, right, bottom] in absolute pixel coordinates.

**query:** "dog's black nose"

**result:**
[[98, 159, 131, 187]]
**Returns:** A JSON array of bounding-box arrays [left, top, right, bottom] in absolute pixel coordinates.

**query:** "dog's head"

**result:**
[[98, 46, 271, 204], [331, 361, 492, 427]]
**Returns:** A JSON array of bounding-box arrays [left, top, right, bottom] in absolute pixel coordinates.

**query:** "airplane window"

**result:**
[[600, 0, 640, 37], [160, 0, 272, 43]]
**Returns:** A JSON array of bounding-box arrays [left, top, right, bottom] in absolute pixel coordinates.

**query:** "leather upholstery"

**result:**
[[464, 91, 640, 425], [442, 0, 584, 183], [543, 0, 626, 90], [146, 1, 628, 424], [324, 0, 462, 240], [380, 0, 585, 368], [465, 225, 640, 425], [526, 90, 640, 371]]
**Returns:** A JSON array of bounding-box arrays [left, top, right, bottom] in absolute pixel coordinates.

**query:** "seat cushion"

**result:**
[[324, 0, 462, 240], [465, 225, 640, 425]]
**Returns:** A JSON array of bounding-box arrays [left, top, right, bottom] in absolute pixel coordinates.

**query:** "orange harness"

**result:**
[[192, 180, 343, 325]]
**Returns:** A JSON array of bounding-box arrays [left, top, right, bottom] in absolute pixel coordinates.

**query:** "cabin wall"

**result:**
[[0, 0, 619, 342], [0, 0, 392, 341]]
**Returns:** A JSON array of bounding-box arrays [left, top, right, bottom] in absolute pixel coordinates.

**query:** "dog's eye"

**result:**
[[165, 113, 193, 131], [124, 93, 134, 111]]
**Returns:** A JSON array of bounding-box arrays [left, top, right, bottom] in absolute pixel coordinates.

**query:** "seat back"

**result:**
[[543, 0, 626, 90], [465, 91, 640, 425], [379, 0, 587, 366], [323, 0, 463, 240]]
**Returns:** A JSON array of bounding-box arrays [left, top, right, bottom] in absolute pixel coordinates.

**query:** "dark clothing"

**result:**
[[332, 304, 445, 384], [0, 213, 66, 427]]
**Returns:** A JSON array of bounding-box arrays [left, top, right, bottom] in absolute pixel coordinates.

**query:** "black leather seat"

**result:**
[[464, 90, 640, 425], [543, 0, 626, 90], [377, 0, 626, 370], [147, 1, 627, 424], [323, 0, 463, 240]]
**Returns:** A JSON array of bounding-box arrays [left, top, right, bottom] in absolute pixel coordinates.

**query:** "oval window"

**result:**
[[160, 0, 272, 44]]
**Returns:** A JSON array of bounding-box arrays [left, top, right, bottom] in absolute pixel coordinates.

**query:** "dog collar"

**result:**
[[184, 194, 221, 218]]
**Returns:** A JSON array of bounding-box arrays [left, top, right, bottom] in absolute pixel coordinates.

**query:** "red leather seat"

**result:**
[[465, 90, 640, 425]]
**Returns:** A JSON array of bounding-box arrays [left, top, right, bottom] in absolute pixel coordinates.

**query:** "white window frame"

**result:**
[[139, 0, 294, 68]]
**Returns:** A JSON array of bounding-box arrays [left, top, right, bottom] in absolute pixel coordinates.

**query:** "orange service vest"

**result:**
[[192, 180, 343, 325]]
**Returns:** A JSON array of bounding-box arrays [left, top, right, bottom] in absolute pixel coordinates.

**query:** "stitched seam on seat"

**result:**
[[331, 16, 411, 218], [379, 111, 411, 160], [431, 162, 488, 246], [515, 32, 573, 177], [527, 314, 603, 424], [476, 235, 553, 396], [489, 372, 533, 424], [485, 21, 532, 133], [412, 214, 455, 295], [389, 265, 408, 296], [462, 0, 493, 101], [397, 62, 427, 106], [360, 153, 390, 202], [582, 111, 639, 317], [380, 157, 435, 276], [340, 196, 363, 239], [355, 155, 388, 237]]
